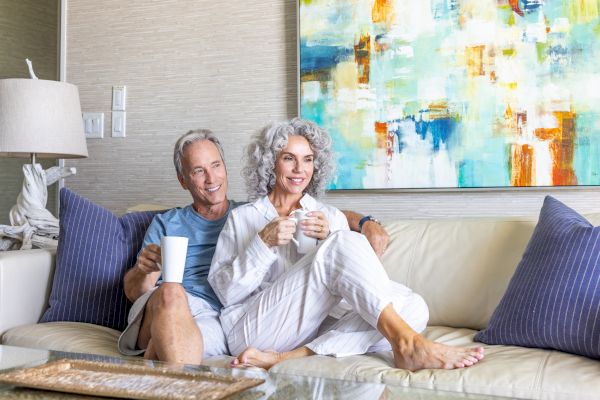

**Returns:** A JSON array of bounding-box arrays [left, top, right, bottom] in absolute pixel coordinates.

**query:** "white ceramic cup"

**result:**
[[160, 236, 189, 283], [291, 209, 319, 254]]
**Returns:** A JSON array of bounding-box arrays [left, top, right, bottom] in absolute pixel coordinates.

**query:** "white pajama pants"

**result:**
[[226, 231, 429, 357]]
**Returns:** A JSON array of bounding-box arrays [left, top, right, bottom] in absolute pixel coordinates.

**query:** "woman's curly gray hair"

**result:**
[[243, 118, 334, 201]]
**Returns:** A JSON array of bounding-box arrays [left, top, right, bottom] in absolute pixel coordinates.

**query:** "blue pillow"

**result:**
[[40, 188, 159, 331], [475, 196, 600, 359]]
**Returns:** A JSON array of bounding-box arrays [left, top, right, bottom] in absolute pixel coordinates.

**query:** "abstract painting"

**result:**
[[299, 0, 600, 189]]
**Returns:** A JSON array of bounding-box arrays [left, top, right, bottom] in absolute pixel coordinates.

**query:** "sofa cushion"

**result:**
[[40, 188, 158, 331], [272, 326, 600, 400], [381, 218, 537, 330], [475, 196, 600, 359], [2, 321, 124, 357], [1, 321, 233, 367]]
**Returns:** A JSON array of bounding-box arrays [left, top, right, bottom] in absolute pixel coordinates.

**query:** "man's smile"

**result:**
[[206, 185, 221, 193]]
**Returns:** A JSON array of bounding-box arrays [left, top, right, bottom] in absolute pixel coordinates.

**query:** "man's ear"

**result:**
[[177, 174, 188, 190]]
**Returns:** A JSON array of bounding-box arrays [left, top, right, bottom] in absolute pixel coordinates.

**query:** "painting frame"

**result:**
[[297, 0, 600, 192]]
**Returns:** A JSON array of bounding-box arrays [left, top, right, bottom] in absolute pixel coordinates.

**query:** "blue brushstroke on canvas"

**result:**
[[300, 41, 353, 74]]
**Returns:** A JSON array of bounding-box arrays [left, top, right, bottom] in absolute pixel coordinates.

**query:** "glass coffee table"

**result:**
[[0, 344, 515, 399]]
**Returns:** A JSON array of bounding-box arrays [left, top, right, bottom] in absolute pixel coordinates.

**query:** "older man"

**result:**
[[117, 129, 390, 365]]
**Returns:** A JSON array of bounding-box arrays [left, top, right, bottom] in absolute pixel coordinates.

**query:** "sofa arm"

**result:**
[[0, 249, 55, 335]]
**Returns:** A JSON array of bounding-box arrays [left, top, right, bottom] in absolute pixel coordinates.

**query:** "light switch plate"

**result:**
[[112, 85, 126, 111], [82, 112, 104, 138], [112, 111, 126, 138]]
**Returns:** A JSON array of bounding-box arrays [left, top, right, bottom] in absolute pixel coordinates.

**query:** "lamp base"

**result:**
[[0, 163, 76, 250]]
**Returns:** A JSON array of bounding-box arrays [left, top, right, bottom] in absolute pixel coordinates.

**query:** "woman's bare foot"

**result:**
[[231, 346, 315, 370], [392, 334, 484, 371], [376, 303, 484, 371], [231, 347, 281, 369]]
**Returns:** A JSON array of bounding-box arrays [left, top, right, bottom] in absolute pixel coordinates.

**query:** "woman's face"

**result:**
[[273, 135, 314, 197]]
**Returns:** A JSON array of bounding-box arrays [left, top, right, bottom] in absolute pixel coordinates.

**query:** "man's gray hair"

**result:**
[[243, 118, 334, 201], [173, 129, 225, 176]]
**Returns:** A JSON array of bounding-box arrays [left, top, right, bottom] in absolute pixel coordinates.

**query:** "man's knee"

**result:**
[[148, 283, 188, 314]]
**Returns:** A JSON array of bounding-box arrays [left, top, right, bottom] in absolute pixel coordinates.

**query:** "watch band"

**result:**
[[358, 215, 380, 232]]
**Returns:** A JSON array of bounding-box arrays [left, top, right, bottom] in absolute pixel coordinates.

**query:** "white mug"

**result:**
[[160, 236, 189, 283], [291, 209, 319, 254]]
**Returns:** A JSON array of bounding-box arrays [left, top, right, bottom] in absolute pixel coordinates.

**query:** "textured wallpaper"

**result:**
[[0, 0, 58, 224], [65, 0, 600, 220]]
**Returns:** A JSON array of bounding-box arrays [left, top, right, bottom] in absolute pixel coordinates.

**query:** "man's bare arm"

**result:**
[[123, 244, 162, 302], [342, 210, 390, 257]]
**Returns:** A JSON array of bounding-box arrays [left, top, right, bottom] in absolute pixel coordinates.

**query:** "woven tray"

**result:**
[[0, 359, 264, 400]]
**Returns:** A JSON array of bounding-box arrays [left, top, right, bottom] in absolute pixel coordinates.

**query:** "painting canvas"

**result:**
[[299, 0, 600, 189]]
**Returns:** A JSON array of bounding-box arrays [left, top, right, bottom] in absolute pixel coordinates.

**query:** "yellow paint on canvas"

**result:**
[[333, 61, 359, 91], [465, 45, 485, 77], [567, 0, 599, 24], [372, 0, 395, 29], [460, 0, 498, 22], [334, 110, 375, 150], [500, 82, 518, 90]]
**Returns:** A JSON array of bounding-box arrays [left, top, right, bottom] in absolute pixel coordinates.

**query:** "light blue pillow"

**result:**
[[475, 196, 600, 359], [40, 188, 158, 331]]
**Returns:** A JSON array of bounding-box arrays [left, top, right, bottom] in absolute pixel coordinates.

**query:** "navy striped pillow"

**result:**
[[475, 196, 600, 359], [40, 188, 158, 331]]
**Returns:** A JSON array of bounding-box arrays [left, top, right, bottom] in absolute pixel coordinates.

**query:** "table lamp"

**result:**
[[0, 78, 88, 250]]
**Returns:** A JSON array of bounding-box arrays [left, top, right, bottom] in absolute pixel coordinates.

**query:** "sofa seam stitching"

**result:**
[[533, 351, 551, 394]]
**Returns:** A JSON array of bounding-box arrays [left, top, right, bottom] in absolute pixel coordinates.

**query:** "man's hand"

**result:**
[[259, 217, 297, 248], [362, 221, 390, 257], [136, 244, 162, 274], [124, 243, 162, 302], [341, 210, 390, 257], [301, 211, 330, 240]]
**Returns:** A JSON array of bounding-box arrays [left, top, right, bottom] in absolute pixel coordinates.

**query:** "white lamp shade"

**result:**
[[0, 79, 88, 159]]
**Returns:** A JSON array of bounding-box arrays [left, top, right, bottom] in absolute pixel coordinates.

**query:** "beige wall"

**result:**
[[0, 0, 58, 224], [65, 0, 600, 220]]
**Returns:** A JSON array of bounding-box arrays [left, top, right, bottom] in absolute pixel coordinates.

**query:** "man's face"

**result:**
[[178, 140, 228, 213]]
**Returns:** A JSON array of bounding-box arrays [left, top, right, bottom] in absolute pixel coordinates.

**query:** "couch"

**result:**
[[1, 214, 600, 399]]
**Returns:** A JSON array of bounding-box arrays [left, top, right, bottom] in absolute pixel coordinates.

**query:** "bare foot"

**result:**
[[231, 347, 281, 370], [392, 335, 484, 371]]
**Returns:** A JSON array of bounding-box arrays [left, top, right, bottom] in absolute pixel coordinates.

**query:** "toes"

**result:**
[[472, 347, 485, 357], [445, 360, 462, 369]]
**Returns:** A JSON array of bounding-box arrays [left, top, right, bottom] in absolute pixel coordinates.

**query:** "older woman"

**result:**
[[208, 118, 484, 370]]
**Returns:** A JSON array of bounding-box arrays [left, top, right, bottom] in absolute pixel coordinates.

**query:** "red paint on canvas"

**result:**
[[511, 143, 535, 186], [509, 0, 525, 17], [535, 111, 578, 186], [374, 122, 388, 150]]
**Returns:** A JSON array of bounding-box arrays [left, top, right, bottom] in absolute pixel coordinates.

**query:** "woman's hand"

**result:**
[[259, 217, 297, 248], [301, 211, 330, 240], [135, 244, 162, 274]]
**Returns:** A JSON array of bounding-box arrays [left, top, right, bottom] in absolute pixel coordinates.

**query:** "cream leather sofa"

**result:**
[[2, 215, 600, 399]]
